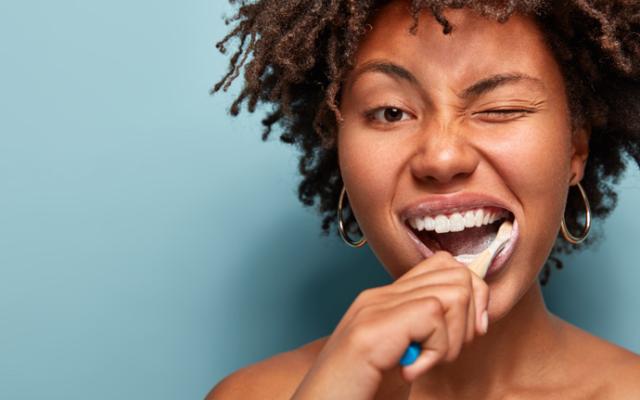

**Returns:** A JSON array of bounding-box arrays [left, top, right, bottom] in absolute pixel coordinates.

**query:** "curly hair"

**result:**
[[212, 0, 640, 285]]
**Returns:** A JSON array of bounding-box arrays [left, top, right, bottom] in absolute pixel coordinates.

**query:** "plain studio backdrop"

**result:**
[[1, 1, 638, 399]]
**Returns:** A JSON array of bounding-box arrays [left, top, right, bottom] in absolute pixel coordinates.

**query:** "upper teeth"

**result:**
[[408, 208, 509, 234]]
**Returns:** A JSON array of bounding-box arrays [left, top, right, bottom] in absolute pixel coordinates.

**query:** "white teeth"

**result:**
[[474, 209, 483, 227], [449, 213, 465, 232], [464, 211, 475, 228], [434, 215, 449, 233], [424, 217, 435, 230], [408, 207, 509, 234], [409, 218, 418, 230]]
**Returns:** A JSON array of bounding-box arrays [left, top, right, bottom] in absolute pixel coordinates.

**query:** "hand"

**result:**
[[291, 251, 490, 400]]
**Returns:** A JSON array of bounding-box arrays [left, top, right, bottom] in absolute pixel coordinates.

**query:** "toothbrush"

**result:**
[[399, 220, 513, 367], [465, 220, 513, 279]]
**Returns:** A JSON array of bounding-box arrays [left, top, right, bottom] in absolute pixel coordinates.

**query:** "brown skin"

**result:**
[[208, 3, 640, 399], [338, 1, 583, 320]]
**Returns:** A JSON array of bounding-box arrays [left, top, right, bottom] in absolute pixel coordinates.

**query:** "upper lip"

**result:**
[[399, 192, 514, 223]]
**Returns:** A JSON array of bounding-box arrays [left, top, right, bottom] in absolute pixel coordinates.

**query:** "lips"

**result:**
[[400, 193, 515, 222], [399, 193, 519, 278], [484, 219, 519, 279]]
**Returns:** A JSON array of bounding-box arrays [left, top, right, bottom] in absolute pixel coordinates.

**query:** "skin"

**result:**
[[338, 3, 571, 325], [208, 2, 640, 399]]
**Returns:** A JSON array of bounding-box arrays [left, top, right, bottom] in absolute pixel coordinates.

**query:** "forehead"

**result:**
[[349, 2, 561, 91]]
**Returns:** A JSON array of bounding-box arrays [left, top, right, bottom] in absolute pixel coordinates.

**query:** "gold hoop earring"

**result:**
[[561, 182, 591, 244], [337, 186, 367, 248]]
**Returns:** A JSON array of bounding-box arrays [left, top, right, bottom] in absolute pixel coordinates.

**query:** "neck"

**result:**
[[413, 282, 564, 398]]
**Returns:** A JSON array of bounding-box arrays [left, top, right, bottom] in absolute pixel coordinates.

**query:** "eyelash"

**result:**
[[478, 109, 530, 118], [363, 106, 531, 124], [363, 106, 413, 124]]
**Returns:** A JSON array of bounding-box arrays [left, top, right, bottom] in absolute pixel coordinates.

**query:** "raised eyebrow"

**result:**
[[459, 73, 546, 99], [348, 61, 419, 91]]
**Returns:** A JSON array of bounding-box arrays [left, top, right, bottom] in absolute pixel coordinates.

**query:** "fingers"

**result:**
[[402, 349, 442, 382], [392, 298, 449, 381], [325, 250, 491, 388], [465, 285, 476, 344], [469, 269, 490, 335], [393, 263, 490, 337], [333, 287, 392, 334], [377, 285, 471, 362], [395, 251, 459, 283]]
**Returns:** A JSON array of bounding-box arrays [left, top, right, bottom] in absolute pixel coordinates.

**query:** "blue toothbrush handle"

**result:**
[[399, 342, 421, 366]]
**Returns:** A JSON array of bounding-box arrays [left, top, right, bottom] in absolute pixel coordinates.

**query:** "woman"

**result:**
[[208, 0, 640, 398]]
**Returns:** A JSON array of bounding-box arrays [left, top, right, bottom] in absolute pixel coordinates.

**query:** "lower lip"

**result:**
[[405, 218, 519, 280]]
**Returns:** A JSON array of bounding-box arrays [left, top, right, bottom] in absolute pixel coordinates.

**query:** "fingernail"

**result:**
[[481, 310, 489, 334]]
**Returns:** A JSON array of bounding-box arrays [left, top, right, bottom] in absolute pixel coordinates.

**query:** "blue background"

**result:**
[[1, 1, 638, 399]]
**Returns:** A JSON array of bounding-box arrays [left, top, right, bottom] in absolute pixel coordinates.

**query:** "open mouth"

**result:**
[[405, 206, 515, 262]]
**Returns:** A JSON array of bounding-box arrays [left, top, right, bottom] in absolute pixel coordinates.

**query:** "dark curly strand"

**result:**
[[212, 0, 640, 285]]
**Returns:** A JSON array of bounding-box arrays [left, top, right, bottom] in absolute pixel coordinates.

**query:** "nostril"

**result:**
[[421, 170, 472, 185], [409, 140, 480, 184]]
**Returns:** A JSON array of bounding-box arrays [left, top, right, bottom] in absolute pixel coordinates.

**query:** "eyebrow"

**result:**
[[459, 72, 546, 99], [349, 61, 546, 98], [350, 61, 420, 88]]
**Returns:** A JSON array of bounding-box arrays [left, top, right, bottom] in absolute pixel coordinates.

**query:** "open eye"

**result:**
[[366, 107, 412, 124]]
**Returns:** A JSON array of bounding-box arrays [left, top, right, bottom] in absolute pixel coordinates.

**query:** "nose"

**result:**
[[409, 124, 480, 186]]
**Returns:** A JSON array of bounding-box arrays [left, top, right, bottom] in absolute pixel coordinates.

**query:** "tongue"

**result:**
[[418, 222, 500, 256]]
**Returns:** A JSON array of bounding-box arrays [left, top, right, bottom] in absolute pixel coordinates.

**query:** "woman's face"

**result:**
[[338, 2, 588, 320]]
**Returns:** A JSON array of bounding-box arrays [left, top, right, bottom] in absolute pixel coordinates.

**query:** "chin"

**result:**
[[485, 258, 542, 323]]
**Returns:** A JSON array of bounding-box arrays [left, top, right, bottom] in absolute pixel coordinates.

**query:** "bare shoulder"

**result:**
[[603, 346, 640, 398], [584, 346, 640, 399], [554, 316, 640, 398], [205, 337, 327, 400]]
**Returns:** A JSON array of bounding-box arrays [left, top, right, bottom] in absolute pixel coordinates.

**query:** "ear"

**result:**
[[569, 124, 590, 185]]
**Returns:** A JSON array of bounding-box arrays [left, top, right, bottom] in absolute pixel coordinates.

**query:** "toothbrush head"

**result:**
[[467, 220, 513, 278]]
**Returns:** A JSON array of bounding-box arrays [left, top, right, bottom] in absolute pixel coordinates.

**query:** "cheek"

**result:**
[[495, 123, 572, 254], [504, 132, 569, 192], [338, 127, 401, 234]]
